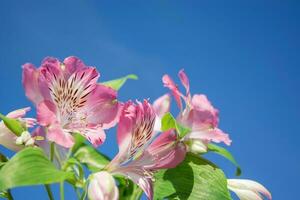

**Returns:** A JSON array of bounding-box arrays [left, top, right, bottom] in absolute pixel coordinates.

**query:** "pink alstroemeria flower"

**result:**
[[0, 107, 36, 151], [105, 100, 186, 200], [160, 69, 231, 152], [228, 179, 272, 200], [22, 56, 121, 148]]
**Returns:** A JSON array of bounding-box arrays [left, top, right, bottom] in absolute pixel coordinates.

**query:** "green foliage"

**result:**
[[0, 147, 73, 191], [154, 153, 232, 200], [102, 74, 138, 91], [207, 143, 241, 176], [161, 112, 191, 138], [0, 113, 26, 136], [117, 177, 143, 200], [74, 145, 110, 172]]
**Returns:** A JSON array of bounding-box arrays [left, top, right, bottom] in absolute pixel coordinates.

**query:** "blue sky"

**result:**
[[0, 0, 299, 199]]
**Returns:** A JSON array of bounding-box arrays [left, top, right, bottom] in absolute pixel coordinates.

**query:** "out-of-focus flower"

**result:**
[[15, 131, 35, 147], [160, 69, 231, 152], [106, 100, 186, 199], [88, 171, 118, 200], [0, 107, 36, 151], [228, 179, 272, 200], [22, 56, 121, 148]]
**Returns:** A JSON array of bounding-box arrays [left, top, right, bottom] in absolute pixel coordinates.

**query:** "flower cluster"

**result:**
[[0, 57, 271, 200]]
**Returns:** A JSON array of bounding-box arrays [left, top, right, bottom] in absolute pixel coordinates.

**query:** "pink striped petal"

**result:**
[[62, 56, 87, 78], [178, 69, 190, 98], [80, 127, 106, 147], [146, 130, 186, 169], [162, 74, 182, 109], [85, 84, 120, 128]]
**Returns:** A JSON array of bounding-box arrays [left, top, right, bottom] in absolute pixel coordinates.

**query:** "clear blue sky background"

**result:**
[[0, 1, 299, 199]]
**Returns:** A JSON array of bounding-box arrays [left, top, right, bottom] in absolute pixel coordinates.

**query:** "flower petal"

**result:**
[[153, 94, 171, 118], [22, 63, 44, 105], [37, 100, 57, 126], [85, 84, 120, 129], [62, 56, 87, 78], [145, 130, 186, 169], [80, 127, 106, 148], [6, 107, 31, 118], [162, 74, 183, 109], [187, 128, 231, 146], [178, 94, 220, 131], [178, 69, 190, 98], [47, 123, 74, 148]]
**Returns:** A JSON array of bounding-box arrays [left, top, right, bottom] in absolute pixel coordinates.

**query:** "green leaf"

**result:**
[[161, 112, 191, 138], [154, 153, 232, 200], [0, 113, 26, 136], [70, 133, 86, 154], [73, 145, 110, 172], [102, 74, 138, 91], [207, 143, 242, 176], [0, 147, 73, 191]]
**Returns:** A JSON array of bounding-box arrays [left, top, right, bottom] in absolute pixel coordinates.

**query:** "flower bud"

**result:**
[[88, 171, 118, 200], [227, 179, 272, 200], [186, 139, 207, 154]]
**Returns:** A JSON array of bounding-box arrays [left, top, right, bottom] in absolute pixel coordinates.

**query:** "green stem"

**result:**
[[50, 142, 55, 162], [60, 182, 65, 200], [6, 189, 14, 200], [44, 185, 54, 200], [73, 186, 81, 199]]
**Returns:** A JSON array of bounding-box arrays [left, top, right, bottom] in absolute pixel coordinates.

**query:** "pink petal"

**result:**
[[178, 69, 190, 98], [145, 130, 186, 169], [187, 128, 231, 146], [62, 56, 87, 78], [6, 107, 31, 118], [80, 127, 106, 147], [85, 84, 120, 128], [162, 74, 182, 109], [179, 94, 219, 130], [47, 123, 74, 148], [22, 64, 44, 105], [153, 94, 171, 118], [37, 100, 57, 126], [115, 100, 156, 165]]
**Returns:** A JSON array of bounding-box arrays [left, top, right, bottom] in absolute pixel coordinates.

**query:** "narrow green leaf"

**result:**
[[161, 112, 190, 138], [0, 147, 73, 191], [101, 74, 138, 91], [74, 145, 110, 172], [0, 113, 25, 136], [154, 153, 232, 200], [207, 143, 242, 176]]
